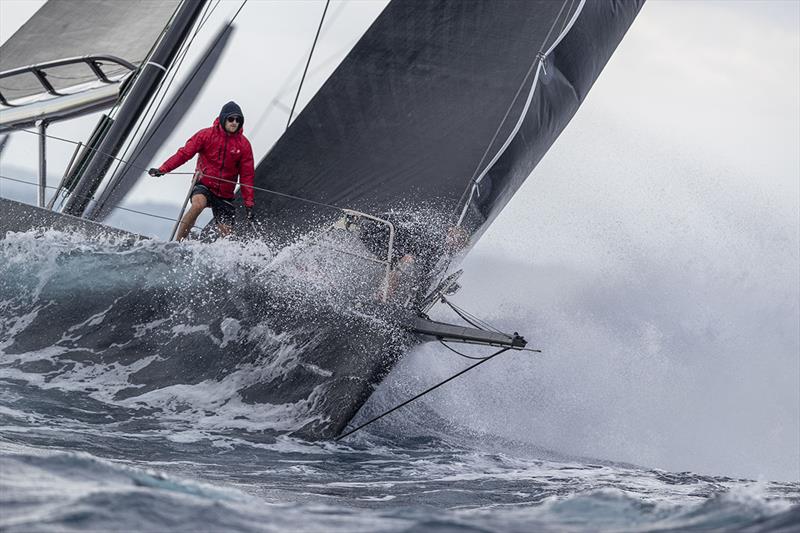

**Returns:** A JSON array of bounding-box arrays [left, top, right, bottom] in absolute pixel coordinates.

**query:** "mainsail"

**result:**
[[248, 0, 644, 245]]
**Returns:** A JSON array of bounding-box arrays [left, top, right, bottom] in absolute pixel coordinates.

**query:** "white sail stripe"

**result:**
[[144, 61, 168, 72], [457, 0, 586, 226]]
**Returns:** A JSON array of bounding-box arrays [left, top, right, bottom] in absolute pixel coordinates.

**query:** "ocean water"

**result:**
[[1, 230, 798, 532]]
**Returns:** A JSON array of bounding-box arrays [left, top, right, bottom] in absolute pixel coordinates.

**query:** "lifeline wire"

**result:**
[[9, 127, 346, 214], [0, 173, 199, 227], [336, 346, 512, 441]]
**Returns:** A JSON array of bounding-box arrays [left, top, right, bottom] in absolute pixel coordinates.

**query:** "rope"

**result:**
[[194, 171, 344, 212], [436, 0, 577, 289], [441, 295, 504, 334], [12, 127, 165, 173], [103, 3, 178, 120], [106, 0, 225, 187], [335, 346, 512, 441], [248, 0, 348, 140], [439, 340, 495, 360], [115, 0, 234, 169], [286, 0, 330, 129]]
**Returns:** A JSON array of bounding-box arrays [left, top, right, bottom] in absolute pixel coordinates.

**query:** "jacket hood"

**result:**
[[218, 100, 244, 132]]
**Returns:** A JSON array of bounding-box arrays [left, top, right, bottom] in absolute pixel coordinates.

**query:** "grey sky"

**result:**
[[1, 1, 797, 229], [1, 0, 798, 481]]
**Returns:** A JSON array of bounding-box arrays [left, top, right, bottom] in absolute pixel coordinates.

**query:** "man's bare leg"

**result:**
[[216, 222, 232, 238], [381, 254, 415, 302], [175, 194, 207, 241]]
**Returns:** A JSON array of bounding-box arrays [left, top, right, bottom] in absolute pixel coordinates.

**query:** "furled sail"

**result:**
[[248, 0, 644, 244]]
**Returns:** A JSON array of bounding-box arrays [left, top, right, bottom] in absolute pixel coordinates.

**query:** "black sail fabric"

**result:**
[[460, 0, 646, 237], [249, 0, 644, 244], [0, 0, 181, 102], [89, 26, 235, 222]]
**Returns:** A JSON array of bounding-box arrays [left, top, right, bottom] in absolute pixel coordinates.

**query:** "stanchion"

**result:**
[[168, 172, 198, 241]]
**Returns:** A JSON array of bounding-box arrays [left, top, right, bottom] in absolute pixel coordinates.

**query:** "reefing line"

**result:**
[[455, 0, 586, 227]]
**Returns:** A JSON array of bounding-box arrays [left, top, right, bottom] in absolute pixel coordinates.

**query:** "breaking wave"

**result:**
[[0, 228, 405, 438], [1, 228, 798, 532]]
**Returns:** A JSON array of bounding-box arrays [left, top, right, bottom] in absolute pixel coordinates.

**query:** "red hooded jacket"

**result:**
[[158, 118, 255, 207]]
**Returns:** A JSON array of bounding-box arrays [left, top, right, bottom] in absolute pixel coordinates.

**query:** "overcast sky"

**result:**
[[1, 0, 798, 482], [1, 1, 797, 234]]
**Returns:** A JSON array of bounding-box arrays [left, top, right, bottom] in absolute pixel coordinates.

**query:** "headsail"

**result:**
[[247, 0, 644, 244], [458, 0, 647, 238]]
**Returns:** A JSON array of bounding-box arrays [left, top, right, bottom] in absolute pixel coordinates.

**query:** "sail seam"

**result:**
[[456, 0, 586, 226]]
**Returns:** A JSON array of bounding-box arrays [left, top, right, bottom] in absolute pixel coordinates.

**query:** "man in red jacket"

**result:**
[[149, 101, 255, 241]]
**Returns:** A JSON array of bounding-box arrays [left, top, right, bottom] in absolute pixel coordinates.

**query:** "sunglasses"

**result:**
[[226, 116, 242, 123]]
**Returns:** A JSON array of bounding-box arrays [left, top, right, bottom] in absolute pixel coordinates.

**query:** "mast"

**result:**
[[63, 0, 207, 217]]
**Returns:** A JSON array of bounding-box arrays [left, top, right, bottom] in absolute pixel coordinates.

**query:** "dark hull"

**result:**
[[0, 197, 140, 240], [0, 199, 415, 439]]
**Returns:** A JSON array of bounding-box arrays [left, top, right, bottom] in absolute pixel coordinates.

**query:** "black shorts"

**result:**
[[192, 184, 235, 225]]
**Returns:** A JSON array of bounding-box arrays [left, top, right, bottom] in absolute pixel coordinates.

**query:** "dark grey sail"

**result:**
[[0, 0, 181, 103], [219, 0, 644, 438], [247, 0, 644, 245], [458, 0, 646, 238], [0, 0, 645, 441]]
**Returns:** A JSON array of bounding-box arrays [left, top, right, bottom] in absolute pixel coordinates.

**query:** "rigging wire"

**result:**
[[439, 340, 495, 360], [441, 296, 504, 334], [286, 0, 330, 129], [0, 173, 202, 228], [248, 0, 348, 140], [95, 0, 248, 219], [12, 126, 344, 210], [433, 0, 576, 293], [443, 299, 492, 332], [104, 0, 224, 196], [105, 5, 178, 121], [558, 0, 578, 38], [121, 0, 231, 163], [335, 346, 513, 441], [4, 126, 345, 214]]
